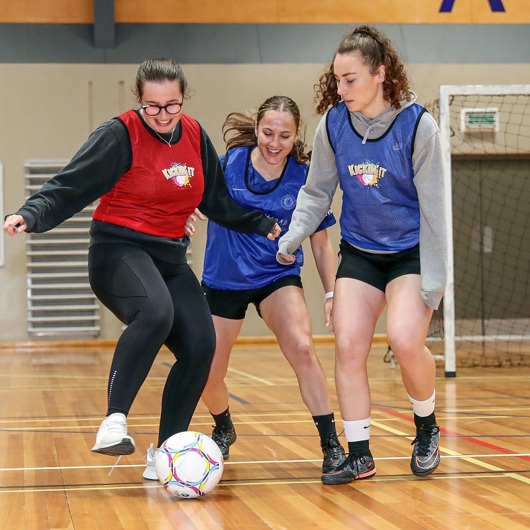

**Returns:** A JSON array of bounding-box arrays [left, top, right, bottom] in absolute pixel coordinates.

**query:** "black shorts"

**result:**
[[202, 275, 303, 320], [336, 239, 420, 292]]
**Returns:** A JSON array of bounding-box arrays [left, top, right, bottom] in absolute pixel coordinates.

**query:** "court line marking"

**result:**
[[2, 417, 530, 438], [1, 469, 529, 494], [373, 406, 530, 463], [2, 408, 530, 425], [1, 452, 530, 474], [372, 420, 530, 485], [224, 368, 275, 386]]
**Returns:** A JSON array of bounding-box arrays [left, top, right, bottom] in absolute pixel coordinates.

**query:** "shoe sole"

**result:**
[[321, 467, 376, 485], [91, 440, 135, 456], [142, 470, 158, 480]]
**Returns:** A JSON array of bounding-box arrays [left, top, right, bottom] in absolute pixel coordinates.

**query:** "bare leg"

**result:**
[[259, 286, 332, 415], [201, 316, 244, 415], [385, 274, 435, 400], [332, 278, 386, 421]]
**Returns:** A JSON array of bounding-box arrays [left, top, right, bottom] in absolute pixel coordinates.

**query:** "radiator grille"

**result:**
[[25, 160, 100, 338]]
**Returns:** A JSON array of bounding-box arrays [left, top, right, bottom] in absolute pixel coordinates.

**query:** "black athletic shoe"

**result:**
[[410, 424, 441, 477], [321, 452, 376, 485], [321, 433, 347, 473], [212, 425, 237, 460]]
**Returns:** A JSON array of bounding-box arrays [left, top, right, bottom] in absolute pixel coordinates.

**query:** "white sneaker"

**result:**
[[143, 443, 159, 480], [91, 413, 135, 456]]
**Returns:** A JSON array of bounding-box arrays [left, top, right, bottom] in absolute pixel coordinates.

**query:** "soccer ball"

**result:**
[[156, 431, 224, 498]]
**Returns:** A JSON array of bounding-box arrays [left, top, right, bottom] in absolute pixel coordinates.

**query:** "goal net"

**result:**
[[425, 85, 530, 375]]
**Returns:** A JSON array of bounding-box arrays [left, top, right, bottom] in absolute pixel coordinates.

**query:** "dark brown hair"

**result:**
[[315, 25, 411, 115], [222, 95, 310, 164], [133, 58, 189, 101]]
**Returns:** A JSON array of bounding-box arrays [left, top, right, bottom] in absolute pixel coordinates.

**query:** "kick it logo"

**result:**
[[439, 0, 505, 11], [349, 162, 387, 188], [162, 162, 195, 187]]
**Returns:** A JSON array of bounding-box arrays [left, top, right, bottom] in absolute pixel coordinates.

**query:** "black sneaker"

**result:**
[[212, 425, 237, 460], [321, 452, 376, 485], [410, 424, 440, 477], [321, 434, 347, 473]]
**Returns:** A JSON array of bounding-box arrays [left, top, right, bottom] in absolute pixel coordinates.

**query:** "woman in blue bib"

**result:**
[[185, 96, 345, 479], [278, 26, 448, 484]]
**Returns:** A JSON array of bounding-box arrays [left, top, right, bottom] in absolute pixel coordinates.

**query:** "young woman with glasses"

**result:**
[[3, 58, 280, 463]]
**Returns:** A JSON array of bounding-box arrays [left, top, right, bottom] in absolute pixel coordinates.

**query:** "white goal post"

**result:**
[[438, 84, 530, 377]]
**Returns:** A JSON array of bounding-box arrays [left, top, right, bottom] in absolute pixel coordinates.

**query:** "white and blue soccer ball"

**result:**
[[156, 431, 224, 498]]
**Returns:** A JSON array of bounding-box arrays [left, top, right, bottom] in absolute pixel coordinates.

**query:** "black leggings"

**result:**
[[88, 243, 216, 445]]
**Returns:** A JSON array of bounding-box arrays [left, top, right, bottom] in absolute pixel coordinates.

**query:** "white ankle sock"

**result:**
[[343, 418, 371, 442], [408, 391, 435, 418]]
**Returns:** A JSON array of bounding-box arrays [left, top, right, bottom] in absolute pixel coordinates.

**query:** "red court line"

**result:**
[[373, 404, 530, 462]]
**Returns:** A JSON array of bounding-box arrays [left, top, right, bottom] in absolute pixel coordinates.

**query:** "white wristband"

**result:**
[[324, 291, 334, 300]]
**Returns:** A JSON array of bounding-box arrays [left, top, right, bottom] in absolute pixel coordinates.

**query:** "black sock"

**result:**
[[347, 440, 371, 457], [211, 408, 233, 429], [313, 413, 337, 443], [414, 412, 437, 429]]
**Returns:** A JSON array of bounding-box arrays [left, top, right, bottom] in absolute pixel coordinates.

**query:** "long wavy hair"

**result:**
[[315, 25, 411, 115], [222, 95, 310, 164]]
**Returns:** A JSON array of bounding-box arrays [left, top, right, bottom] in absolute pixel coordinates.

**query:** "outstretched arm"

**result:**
[[277, 114, 339, 263], [5, 119, 131, 234]]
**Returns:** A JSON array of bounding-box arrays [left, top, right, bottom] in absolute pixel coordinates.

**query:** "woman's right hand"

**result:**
[[277, 252, 296, 263], [3, 214, 26, 237], [276, 240, 297, 264]]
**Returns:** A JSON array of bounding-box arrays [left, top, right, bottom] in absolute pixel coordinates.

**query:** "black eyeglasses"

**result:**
[[141, 102, 183, 116]]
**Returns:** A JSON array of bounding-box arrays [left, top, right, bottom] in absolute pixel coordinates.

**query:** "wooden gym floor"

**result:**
[[0, 341, 529, 529]]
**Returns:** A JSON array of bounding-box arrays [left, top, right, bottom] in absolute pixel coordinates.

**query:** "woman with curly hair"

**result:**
[[277, 26, 448, 484]]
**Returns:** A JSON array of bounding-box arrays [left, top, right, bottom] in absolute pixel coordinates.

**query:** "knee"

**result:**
[[137, 301, 174, 339], [198, 334, 216, 365], [291, 341, 317, 369], [335, 338, 368, 369], [167, 327, 216, 366], [387, 334, 422, 364]]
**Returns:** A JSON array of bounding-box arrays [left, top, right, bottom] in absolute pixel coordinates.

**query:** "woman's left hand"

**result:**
[[325, 297, 334, 332]]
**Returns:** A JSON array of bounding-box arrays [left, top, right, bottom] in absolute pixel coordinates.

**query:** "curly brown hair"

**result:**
[[222, 95, 310, 164], [315, 25, 411, 115]]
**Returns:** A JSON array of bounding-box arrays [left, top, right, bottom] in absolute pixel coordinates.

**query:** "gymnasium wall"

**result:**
[[0, 9, 529, 341]]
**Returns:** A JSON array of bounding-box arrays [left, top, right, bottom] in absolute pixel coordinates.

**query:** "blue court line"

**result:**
[[228, 393, 250, 405]]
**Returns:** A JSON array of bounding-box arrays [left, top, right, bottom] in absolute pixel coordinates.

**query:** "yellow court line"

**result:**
[[0, 418, 327, 432], [226, 368, 275, 386], [0, 412, 317, 426], [371, 419, 530, 485]]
